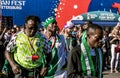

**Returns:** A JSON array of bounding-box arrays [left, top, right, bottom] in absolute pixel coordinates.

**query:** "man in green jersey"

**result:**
[[5, 15, 51, 78]]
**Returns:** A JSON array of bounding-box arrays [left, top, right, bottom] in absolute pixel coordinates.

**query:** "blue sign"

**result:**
[[1, 0, 59, 27]]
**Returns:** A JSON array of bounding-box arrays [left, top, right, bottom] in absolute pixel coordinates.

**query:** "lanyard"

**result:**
[[27, 36, 36, 54]]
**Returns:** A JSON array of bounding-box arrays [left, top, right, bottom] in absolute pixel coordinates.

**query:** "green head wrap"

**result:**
[[42, 17, 56, 28]]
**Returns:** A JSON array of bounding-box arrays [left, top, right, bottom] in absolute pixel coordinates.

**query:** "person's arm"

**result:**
[[109, 36, 118, 44], [67, 46, 83, 78], [40, 52, 51, 77], [5, 34, 20, 74], [40, 34, 52, 77], [5, 51, 20, 74], [0, 27, 7, 40]]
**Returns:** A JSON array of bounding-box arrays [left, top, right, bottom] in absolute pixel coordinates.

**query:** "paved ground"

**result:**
[[103, 70, 120, 78]]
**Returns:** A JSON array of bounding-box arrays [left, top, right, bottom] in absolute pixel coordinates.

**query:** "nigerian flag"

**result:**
[[44, 35, 67, 78]]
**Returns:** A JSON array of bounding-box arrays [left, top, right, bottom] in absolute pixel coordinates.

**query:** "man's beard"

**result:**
[[51, 31, 56, 36], [49, 29, 56, 36]]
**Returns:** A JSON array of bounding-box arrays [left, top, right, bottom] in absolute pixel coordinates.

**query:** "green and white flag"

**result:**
[[45, 35, 67, 78], [81, 31, 102, 78]]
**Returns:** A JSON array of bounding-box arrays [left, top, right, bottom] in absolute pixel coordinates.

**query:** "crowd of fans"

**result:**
[[0, 15, 120, 78]]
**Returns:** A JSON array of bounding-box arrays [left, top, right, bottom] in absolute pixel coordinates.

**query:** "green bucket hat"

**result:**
[[42, 17, 56, 28]]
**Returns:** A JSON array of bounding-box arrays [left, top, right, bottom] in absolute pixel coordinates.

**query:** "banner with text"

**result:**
[[72, 11, 120, 21], [1, 0, 26, 10]]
